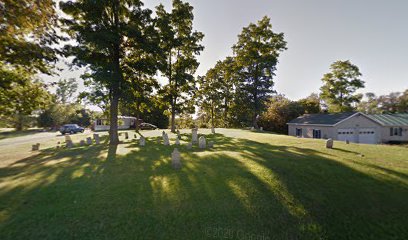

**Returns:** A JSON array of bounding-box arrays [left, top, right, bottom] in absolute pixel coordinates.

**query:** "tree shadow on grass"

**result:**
[[0, 133, 407, 240]]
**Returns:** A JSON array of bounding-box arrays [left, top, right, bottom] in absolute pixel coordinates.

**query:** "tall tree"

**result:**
[[196, 69, 223, 128], [0, 0, 58, 74], [320, 60, 365, 112], [0, 75, 51, 130], [156, 0, 204, 132], [297, 93, 321, 114], [60, 0, 155, 144], [56, 78, 78, 104], [232, 16, 287, 128]]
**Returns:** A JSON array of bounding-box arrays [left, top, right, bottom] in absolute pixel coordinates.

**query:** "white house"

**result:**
[[287, 112, 408, 144], [94, 116, 138, 131]]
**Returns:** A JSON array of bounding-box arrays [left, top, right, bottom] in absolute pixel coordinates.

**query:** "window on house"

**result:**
[[390, 127, 394, 136], [295, 128, 302, 137], [313, 129, 321, 139], [399, 128, 403, 136]]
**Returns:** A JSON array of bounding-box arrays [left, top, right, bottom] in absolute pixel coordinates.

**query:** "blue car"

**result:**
[[60, 124, 85, 134]]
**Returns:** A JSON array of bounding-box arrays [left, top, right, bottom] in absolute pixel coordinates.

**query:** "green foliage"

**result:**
[[60, 0, 156, 144], [259, 95, 306, 133], [156, 0, 204, 132], [55, 78, 78, 104], [0, 0, 58, 74], [0, 71, 51, 130], [233, 16, 287, 127], [320, 60, 365, 112], [38, 103, 94, 129], [297, 93, 321, 114], [357, 90, 408, 114]]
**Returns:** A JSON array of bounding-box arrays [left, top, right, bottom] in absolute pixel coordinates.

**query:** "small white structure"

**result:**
[[94, 116, 138, 131], [192, 128, 198, 143], [171, 148, 182, 170], [139, 136, 146, 146], [199, 136, 206, 149]]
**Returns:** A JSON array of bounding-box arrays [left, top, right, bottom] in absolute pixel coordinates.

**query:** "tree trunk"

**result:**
[[109, 0, 121, 145], [171, 99, 176, 132], [109, 91, 119, 145], [135, 104, 140, 132]]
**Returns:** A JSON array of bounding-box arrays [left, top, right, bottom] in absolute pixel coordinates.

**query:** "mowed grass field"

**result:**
[[0, 129, 407, 240]]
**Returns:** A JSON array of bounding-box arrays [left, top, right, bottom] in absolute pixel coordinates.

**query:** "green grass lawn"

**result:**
[[0, 129, 407, 240]]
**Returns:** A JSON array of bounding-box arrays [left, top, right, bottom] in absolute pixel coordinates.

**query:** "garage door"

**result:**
[[358, 128, 376, 144], [337, 129, 355, 142]]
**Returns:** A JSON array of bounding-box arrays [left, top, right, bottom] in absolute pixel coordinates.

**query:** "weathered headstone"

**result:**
[[163, 133, 170, 146], [192, 128, 198, 143], [93, 134, 100, 144], [66, 140, 74, 148], [32, 143, 40, 151], [124, 132, 129, 139], [199, 136, 206, 149], [134, 134, 137, 139], [65, 135, 72, 142], [139, 136, 146, 146], [345, 140, 350, 144], [250, 127, 255, 131], [177, 129, 181, 139], [211, 127, 215, 134], [171, 148, 182, 170], [186, 142, 192, 150], [208, 141, 214, 148], [326, 138, 333, 149], [80, 140, 86, 146], [175, 137, 180, 145], [86, 137, 93, 145], [162, 131, 166, 137], [260, 127, 263, 131]]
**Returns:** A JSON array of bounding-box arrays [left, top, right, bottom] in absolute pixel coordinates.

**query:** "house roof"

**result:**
[[368, 114, 408, 126], [287, 112, 357, 125]]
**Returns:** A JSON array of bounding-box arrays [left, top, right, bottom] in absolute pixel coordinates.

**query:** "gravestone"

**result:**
[[192, 128, 198, 143], [163, 133, 170, 146], [208, 141, 214, 148], [124, 132, 129, 139], [260, 127, 263, 131], [86, 137, 93, 145], [66, 140, 74, 148], [250, 127, 255, 131], [134, 134, 137, 139], [177, 129, 181, 139], [211, 127, 215, 134], [139, 136, 146, 146], [326, 138, 333, 149], [80, 140, 86, 146], [186, 142, 192, 150], [175, 137, 180, 145], [162, 131, 166, 137], [171, 148, 182, 170], [199, 136, 206, 149], [93, 134, 100, 144], [32, 143, 40, 151], [65, 135, 72, 142], [346, 140, 350, 144]]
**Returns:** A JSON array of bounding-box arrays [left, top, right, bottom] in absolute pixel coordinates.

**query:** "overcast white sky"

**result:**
[[43, 0, 408, 105]]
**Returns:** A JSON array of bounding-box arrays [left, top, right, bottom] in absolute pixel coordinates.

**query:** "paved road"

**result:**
[[0, 131, 64, 147]]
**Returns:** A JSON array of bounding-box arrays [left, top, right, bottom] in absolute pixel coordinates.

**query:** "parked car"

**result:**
[[139, 123, 158, 130], [60, 124, 85, 134]]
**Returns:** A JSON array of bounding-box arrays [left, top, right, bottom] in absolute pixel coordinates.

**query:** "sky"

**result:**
[[44, 0, 408, 103]]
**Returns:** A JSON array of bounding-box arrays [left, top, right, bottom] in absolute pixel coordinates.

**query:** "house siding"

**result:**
[[380, 126, 408, 143], [288, 113, 383, 143]]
